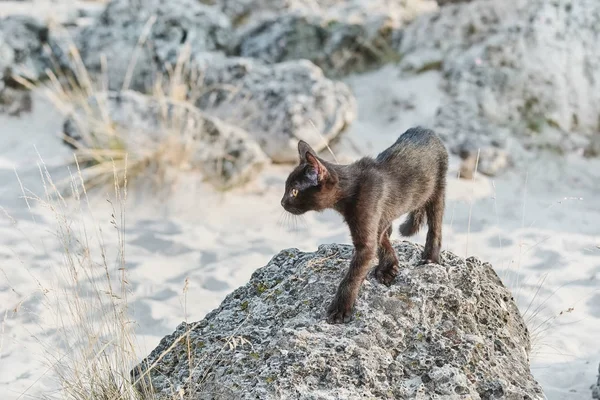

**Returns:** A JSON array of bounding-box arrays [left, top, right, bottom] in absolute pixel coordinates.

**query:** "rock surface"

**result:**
[[74, 0, 232, 92], [457, 140, 510, 178], [65, 0, 356, 163], [63, 90, 268, 189], [195, 57, 356, 163], [133, 242, 544, 399], [0, 15, 49, 84], [229, 0, 437, 76], [400, 0, 600, 166], [234, 14, 400, 77]]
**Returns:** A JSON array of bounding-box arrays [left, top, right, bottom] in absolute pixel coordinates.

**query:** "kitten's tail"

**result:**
[[399, 208, 426, 236]]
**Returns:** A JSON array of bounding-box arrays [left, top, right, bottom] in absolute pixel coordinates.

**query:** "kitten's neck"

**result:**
[[325, 162, 357, 214]]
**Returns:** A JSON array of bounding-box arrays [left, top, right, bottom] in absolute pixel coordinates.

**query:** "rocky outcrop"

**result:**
[[399, 0, 600, 169], [64, 0, 356, 163], [132, 242, 544, 399], [63, 91, 268, 189], [195, 57, 356, 163], [457, 139, 510, 178], [0, 15, 49, 84], [0, 15, 49, 116], [74, 0, 232, 92], [234, 14, 399, 77], [229, 0, 437, 76]]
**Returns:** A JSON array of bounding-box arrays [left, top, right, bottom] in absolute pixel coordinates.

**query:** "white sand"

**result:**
[[0, 66, 598, 400]]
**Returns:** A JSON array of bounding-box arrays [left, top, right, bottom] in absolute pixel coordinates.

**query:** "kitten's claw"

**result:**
[[419, 258, 438, 265], [326, 298, 354, 324], [375, 264, 399, 286]]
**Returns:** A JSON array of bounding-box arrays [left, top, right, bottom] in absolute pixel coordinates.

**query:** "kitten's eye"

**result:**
[[291, 188, 298, 197]]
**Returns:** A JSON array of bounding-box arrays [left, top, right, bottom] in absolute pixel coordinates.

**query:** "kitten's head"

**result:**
[[281, 141, 337, 215]]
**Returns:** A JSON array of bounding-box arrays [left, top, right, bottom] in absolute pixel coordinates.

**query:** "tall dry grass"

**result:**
[[21, 159, 146, 400], [13, 20, 241, 194], [3, 15, 262, 399], [9, 159, 250, 400]]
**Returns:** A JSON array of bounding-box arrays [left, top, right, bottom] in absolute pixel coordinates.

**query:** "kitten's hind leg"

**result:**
[[421, 188, 445, 265], [375, 225, 399, 286]]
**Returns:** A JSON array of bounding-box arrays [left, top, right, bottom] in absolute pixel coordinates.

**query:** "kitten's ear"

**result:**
[[298, 140, 316, 162], [298, 140, 328, 183], [305, 152, 328, 183]]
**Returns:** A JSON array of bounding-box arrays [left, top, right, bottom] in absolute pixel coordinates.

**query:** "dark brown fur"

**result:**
[[281, 127, 448, 324]]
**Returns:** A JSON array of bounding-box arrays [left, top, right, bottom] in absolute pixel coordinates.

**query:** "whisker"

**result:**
[[277, 210, 288, 229], [279, 211, 297, 233]]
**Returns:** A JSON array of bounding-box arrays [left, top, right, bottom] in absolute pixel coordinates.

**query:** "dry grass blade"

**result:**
[[13, 155, 254, 399], [308, 119, 338, 163]]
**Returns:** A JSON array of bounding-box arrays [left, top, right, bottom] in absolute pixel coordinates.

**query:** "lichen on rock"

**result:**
[[132, 242, 544, 399]]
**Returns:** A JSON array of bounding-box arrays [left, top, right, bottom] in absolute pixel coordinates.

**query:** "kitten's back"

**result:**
[[373, 127, 448, 212], [376, 127, 446, 165]]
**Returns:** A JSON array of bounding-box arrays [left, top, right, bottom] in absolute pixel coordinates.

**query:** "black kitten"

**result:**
[[281, 127, 448, 324]]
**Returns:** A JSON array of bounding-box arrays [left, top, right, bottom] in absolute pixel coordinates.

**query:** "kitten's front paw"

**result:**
[[326, 297, 354, 324], [375, 264, 399, 286]]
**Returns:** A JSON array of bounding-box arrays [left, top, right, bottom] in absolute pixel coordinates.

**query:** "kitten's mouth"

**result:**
[[284, 207, 304, 215]]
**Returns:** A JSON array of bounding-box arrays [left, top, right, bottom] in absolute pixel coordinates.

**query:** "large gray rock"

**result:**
[[132, 242, 544, 399], [400, 0, 600, 163], [195, 57, 356, 163], [229, 1, 437, 76], [0, 15, 49, 84], [74, 0, 232, 92], [234, 14, 400, 77], [67, 0, 356, 163], [63, 90, 269, 189]]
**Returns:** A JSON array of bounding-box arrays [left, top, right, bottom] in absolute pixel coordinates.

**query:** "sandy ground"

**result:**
[[0, 65, 599, 400]]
